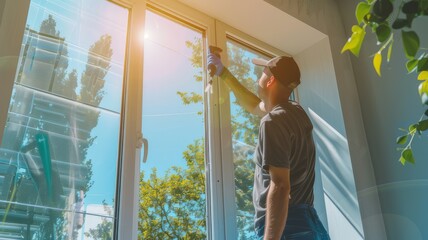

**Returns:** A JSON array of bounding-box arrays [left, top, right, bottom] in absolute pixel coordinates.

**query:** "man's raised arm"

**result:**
[[208, 53, 266, 117]]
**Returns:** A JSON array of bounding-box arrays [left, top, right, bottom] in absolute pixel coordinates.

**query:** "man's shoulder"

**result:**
[[262, 104, 288, 122], [260, 107, 286, 128], [263, 102, 311, 127]]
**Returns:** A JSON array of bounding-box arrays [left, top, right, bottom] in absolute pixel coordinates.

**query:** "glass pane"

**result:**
[[0, 0, 128, 239], [139, 10, 207, 239], [226, 40, 271, 239]]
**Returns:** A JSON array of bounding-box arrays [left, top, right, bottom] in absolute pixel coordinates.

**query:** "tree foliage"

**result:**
[[139, 140, 206, 239], [85, 201, 114, 240], [342, 0, 428, 165], [40, 15, 61, 37]]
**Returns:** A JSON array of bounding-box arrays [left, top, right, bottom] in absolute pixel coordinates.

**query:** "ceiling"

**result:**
[[178, 0, 326, 55]]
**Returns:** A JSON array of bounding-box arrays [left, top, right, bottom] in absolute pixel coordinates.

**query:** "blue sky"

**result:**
[[141, 10, 205, 176]]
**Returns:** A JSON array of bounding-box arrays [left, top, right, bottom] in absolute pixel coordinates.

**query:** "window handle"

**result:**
[[137, 133, 148, 163]]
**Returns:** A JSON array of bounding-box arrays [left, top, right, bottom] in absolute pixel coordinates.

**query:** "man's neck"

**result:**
[[266, 92, 291, 111]]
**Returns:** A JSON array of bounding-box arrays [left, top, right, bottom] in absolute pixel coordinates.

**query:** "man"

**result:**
[[208, 52, 330, 240]]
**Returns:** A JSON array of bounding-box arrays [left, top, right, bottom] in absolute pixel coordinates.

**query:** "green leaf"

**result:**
[[375, 24, 391, 43], [399, 156, 406, 165], [356, 2, 371, 24], [402, 1, 419, 14], [364, 13, 382, 24], [418, 57, 428, 71], [406, 59, 419, 73], [425, 109, 428, 117], [387, 41, 393, 62], [392, 19, 408, 29], [402, 31, 420, 59], [396, 135, 408, 145], [373, 0, 394, 21], [342, 25, 366, 57], [373, 52, 382, 76], [409, 124, 418, 133], [401, 148, 415, 164], [418, 119, 428, 131]]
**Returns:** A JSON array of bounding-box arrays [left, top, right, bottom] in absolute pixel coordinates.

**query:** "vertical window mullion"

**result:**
[[114, 0, 146, 239]]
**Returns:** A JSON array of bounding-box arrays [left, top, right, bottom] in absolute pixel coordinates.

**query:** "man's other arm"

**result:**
[[264, 165, 290, 240]]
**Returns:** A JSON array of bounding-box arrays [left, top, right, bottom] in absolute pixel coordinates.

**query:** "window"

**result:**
[[226, 39, 271, 239], [0, 0, 128, 239], [139, 8, 207, 239]]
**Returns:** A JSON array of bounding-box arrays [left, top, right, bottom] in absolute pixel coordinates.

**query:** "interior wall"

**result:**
[[264, 0, 387, 239], [336, 0, 428, 239], [296, 37, 364, 240], [0, 0, 5, 26]]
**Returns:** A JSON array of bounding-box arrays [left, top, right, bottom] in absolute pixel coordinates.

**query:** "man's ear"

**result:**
[[266, 75, 275, 88]]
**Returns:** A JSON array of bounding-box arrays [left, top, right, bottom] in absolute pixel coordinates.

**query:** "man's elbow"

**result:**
[[271, 180, 290, 194]]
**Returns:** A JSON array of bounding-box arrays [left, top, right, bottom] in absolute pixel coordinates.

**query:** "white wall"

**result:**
[[0, 1, 5, 24], [336, 0, 428, 239], [265, 0, 387, 239], [296, 38, 364, 240]]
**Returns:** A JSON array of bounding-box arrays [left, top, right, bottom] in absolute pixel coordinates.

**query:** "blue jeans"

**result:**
[[255, 204, 330, 240]]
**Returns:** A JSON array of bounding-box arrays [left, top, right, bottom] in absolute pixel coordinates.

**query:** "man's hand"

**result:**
[[207, 53, 224, 76]]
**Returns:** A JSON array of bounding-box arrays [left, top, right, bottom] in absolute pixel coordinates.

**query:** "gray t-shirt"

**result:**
[[253, 101, 315, 228]]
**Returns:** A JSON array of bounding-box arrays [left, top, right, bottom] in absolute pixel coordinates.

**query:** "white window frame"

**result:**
[[110, 0, 145, 239]]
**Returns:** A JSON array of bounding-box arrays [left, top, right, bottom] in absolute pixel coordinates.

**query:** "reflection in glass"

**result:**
[[226, 40, 270, 239], [139, 10, 207, 239], [0, 0, 128, 239]]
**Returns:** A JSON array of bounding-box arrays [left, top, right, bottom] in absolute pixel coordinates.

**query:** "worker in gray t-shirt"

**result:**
[[208, 51, 330, 240]]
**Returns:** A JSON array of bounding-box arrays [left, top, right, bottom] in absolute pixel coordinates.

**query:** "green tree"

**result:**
[[79, 34, 112, 106], [139, 140, 206, 239], [77, 34, 113, 194], [39, 14, 75, 98], [40, 15, 61, 37], [56, 34, 113, 238], [85, 201, 114, 240]]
